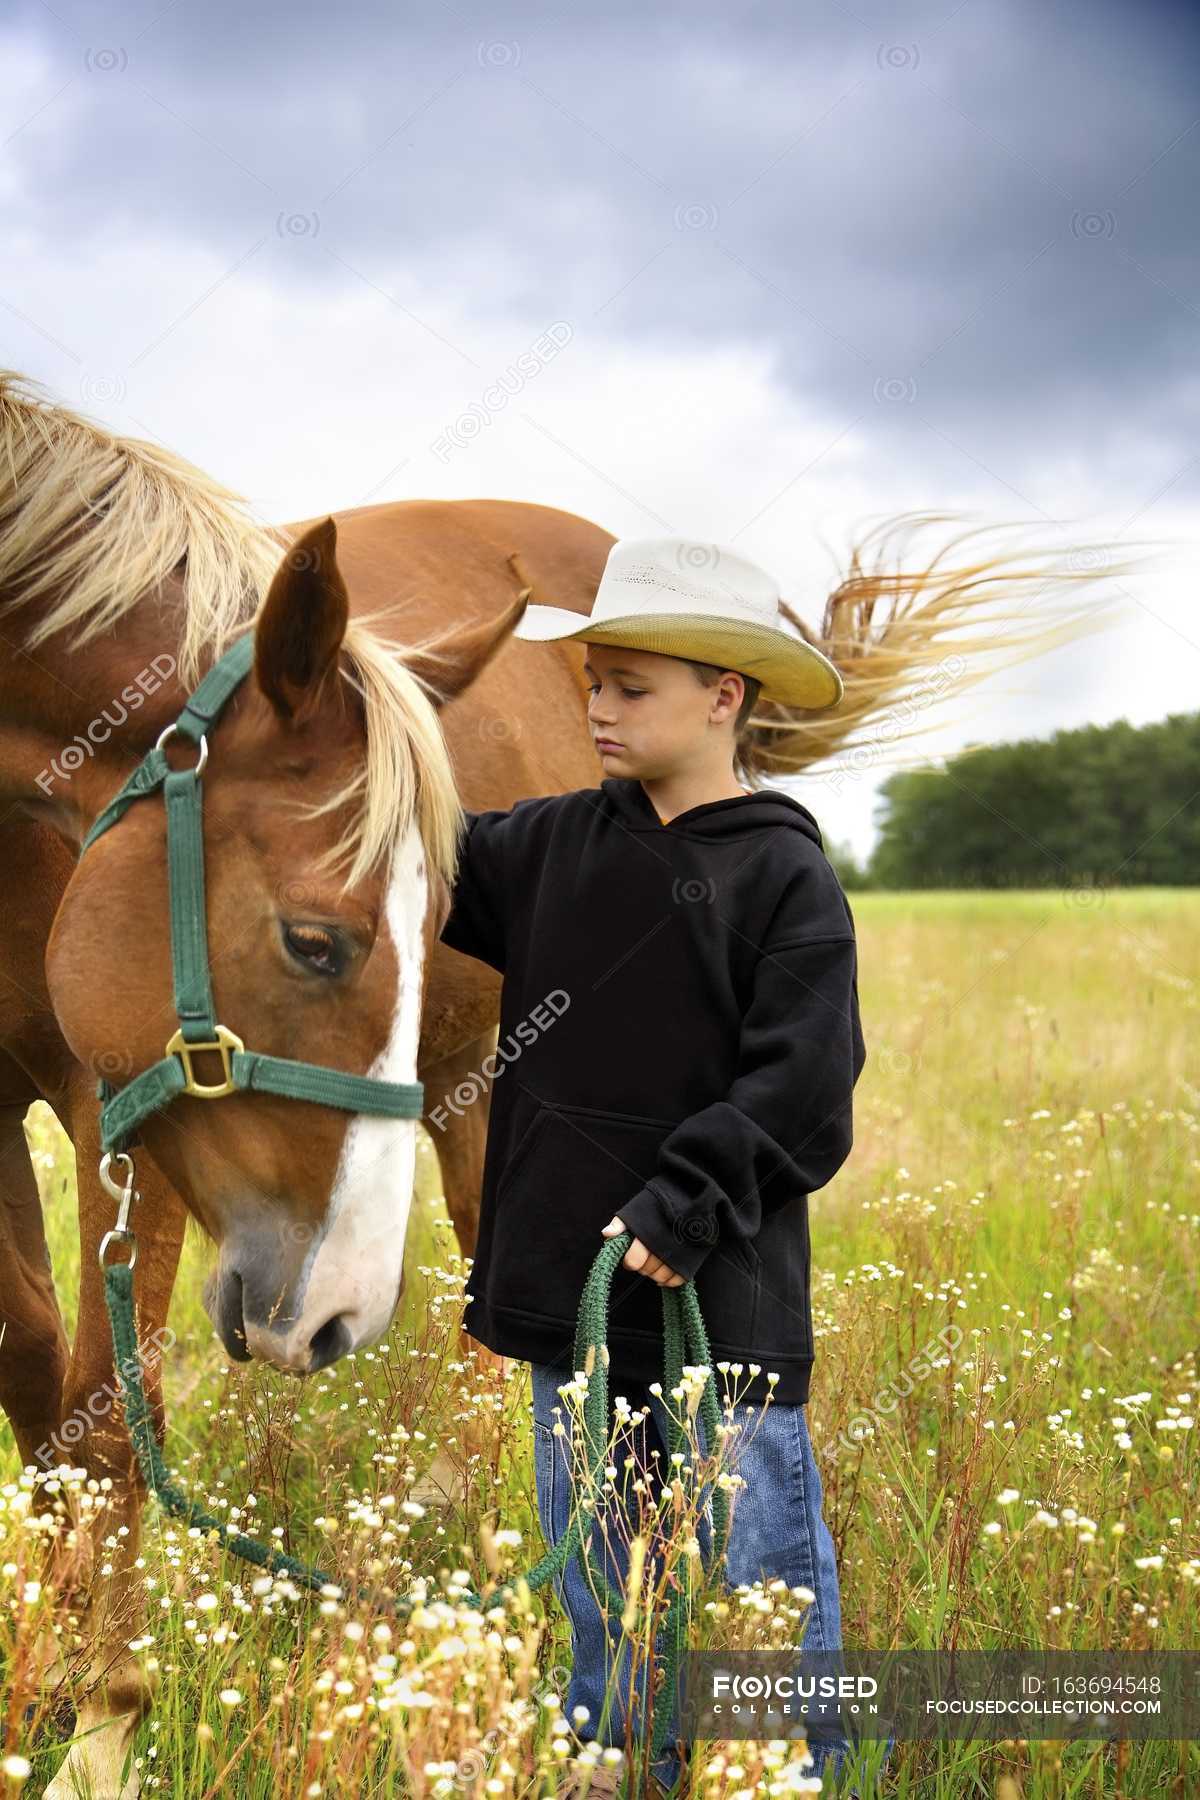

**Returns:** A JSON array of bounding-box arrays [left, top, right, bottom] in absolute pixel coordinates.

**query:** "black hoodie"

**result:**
[[437, 775, 866, 1404]]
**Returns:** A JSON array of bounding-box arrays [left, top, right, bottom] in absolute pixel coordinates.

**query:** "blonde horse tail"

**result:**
[[739, 510, 1156, 782]]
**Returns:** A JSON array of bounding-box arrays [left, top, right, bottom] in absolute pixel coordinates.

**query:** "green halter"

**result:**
[[79, 632, 425, 1157]]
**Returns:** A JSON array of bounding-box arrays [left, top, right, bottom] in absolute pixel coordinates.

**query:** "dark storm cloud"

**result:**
[[3, 0, 1198, 500]]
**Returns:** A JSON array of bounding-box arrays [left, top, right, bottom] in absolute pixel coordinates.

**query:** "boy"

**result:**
[[439, 536, 869, 1796]]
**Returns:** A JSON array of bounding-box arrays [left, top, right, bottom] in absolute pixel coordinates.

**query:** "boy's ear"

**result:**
[[255, 517, 349, 724]]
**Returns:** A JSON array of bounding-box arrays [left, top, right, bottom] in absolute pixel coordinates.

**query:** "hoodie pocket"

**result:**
[[702, 1231, 762, 1346], [489, 1100, 681, 1334]]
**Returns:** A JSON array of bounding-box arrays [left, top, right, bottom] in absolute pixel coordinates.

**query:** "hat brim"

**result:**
[[512, 606, 844, 709]]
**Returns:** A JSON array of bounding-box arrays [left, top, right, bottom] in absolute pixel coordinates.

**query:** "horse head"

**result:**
[[46, 515, 518, 1374]]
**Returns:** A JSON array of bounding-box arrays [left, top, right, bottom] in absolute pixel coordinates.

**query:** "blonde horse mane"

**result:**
[[739, 510, 1152, 782], [0, 368, 462, 893]]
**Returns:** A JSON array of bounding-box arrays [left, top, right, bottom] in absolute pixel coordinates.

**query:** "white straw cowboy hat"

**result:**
[[512, 536, 843, 708]]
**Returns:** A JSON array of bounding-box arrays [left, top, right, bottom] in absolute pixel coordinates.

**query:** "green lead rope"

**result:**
[[102, 1230, 731, 1774]]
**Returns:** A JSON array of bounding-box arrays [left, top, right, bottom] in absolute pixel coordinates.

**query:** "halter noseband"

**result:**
[[79, 632, 425, 1157]]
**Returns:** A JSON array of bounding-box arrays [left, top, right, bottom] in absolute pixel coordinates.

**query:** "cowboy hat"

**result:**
[[512, 535, 843, 709]]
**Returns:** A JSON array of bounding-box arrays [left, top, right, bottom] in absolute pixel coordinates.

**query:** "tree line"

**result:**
[[825, 711, 1200, 890]]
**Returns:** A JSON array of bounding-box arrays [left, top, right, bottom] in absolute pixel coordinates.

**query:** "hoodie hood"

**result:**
[[601, 775, 825, 845]]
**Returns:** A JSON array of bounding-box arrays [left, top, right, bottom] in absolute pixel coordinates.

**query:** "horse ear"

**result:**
[[403, 551, 536, 709], [404, 592, 531, 708], [255, 517, 349, 723]]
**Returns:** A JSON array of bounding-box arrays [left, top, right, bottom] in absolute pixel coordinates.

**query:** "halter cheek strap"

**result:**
[[78, 633, 425, 1156]]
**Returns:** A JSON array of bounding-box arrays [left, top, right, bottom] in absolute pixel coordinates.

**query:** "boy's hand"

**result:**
[[601, 1215, 687, 1286]]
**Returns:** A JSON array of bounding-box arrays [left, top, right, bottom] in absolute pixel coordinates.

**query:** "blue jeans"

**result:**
[[531, 1361, 893, 1794]]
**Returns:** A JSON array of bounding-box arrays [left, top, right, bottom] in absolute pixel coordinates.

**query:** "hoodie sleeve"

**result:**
[[438, 808, 515, 974], [615, 878, 866, 1280]]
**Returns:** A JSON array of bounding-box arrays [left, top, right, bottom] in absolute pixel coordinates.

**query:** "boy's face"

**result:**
[[582, 641, 746, 776]]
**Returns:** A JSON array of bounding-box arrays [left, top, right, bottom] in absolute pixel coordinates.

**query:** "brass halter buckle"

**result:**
[[166, 1024, 245, 1098]]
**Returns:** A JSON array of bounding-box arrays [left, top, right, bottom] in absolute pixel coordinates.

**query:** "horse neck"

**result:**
[[0, 575, 199, 848]]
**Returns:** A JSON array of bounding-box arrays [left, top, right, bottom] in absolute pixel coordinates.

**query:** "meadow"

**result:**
[[1, 889, 1196, 1798]]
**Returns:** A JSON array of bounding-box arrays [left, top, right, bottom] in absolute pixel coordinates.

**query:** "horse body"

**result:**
[[0, 391, 612, 1797]]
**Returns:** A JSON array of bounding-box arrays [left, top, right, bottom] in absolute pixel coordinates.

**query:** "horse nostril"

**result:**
[[216, 1269, 252, 1363], [307, 1313, 352, 1372]]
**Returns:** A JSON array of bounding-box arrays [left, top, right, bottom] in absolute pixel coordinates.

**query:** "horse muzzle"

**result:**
[[202, 1240, 400, 1374]]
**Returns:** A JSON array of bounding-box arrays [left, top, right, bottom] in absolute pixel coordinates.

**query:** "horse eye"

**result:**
[[283, 923, 342, 976]]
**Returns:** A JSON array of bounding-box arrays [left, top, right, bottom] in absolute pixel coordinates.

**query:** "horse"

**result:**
[[0, 371, 628, 1795], [0, 369, 1130, 1797]]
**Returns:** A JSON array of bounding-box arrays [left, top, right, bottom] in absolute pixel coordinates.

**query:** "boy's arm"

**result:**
[[438, 808, 516, 974], [616, 876, 866, 1281]]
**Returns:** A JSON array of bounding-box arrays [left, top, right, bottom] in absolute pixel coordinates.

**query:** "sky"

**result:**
[[3, 0, 1198, 860]]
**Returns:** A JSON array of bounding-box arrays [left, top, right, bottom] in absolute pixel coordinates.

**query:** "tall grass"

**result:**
[[1, 890, 1196, 1796]]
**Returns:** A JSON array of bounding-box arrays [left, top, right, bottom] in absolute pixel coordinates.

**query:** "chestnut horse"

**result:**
[[0, 370, 1127, 1797], [0, 373, 620, 1797]]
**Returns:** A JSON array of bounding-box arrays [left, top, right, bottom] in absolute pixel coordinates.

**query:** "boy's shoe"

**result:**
[[556, 1761, 622, 1797], [556, 1759, 678, 1797]]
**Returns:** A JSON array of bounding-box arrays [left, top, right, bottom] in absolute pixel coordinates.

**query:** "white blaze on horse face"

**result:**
[[286, 833, 425, 1363]]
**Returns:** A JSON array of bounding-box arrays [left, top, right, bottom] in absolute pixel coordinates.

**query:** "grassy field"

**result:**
[[1, 889, 1197, 1797]]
